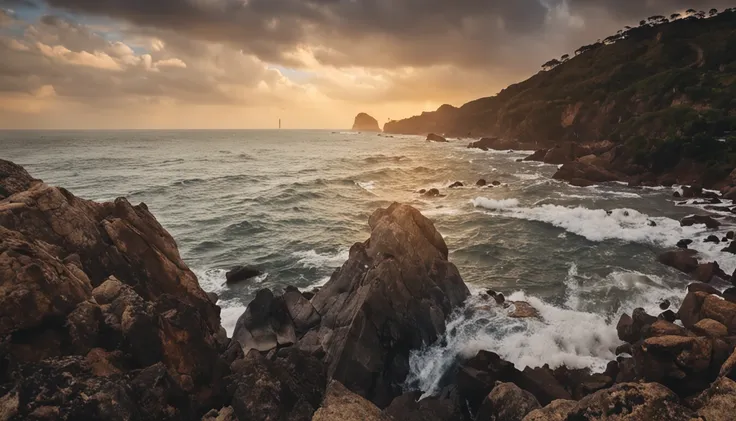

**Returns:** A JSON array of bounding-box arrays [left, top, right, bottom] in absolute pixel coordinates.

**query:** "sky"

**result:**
[[0, 0, 731, 129]]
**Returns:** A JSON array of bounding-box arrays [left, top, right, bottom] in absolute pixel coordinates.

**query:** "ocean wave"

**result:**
[[292, 248, 350, 269], [355, 181, 377, 192], [362, 155, 411, 164]]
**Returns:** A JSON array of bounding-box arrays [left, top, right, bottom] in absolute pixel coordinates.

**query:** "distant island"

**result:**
[[385, 8, 736, 189], [352, 112, 382, 132]]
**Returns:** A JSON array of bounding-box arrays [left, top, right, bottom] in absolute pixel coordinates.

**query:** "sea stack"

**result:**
[[352, 113, 381, 132]]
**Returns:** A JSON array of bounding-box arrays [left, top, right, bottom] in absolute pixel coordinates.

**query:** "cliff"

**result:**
[[352, 113, 381, 132], [385, 9, 736, 187]]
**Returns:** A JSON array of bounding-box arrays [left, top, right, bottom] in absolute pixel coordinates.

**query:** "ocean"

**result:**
[[2, 129, 734, 393]]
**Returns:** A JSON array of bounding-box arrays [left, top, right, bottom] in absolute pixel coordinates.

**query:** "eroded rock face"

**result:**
[[307, 203, 470, 407]]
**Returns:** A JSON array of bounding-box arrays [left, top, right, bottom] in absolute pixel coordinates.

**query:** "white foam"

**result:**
[[193, 268, 229, 294], [515, 173, 543, 181], [356, 181, 376, 192], [220, 304, 246, 337], [470, 197, 520, 209], [292, 248, 350, 269]]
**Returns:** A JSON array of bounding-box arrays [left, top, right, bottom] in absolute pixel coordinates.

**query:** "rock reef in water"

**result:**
[[352, 113, 381, 132], [3, 157, 736, 420]]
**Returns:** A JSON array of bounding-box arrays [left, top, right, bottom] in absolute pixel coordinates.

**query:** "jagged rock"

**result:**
[[522, 399, 576, 421], [564, 383, 693, 420], [66, 300, 102, 354], [383, 388, 463, 421], [658, 249, 699, 274], [448, 181, 464, 188], [552, 161, 619, 185], [312, 380, 389, 421], [681, 215, 721, 229], [230, 348, 326, 421], [523, 149, 548, 162], [202, 406, 237, 421], [225, 265, 262, 284], [692, 262, 722, 283], [616, 308, 658, 343], [427, 133, 448, 142], [352, 113, 381, 132], [233, 289, 296, 353], [283, 287, 321, 335], [692, 319, 728, 338], [688, 376, 736, 421], [307, 204, 469, 407], [688, 283, 721, 296], [700, 295, 736, 334], [632, 335, 713, 395], [475, 382, 541, 421]]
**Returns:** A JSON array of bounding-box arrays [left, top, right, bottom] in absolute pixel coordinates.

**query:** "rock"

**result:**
[[678, 291, 710, 329], [494, 293, 506, 304], [728, 231, 735, 240], [543, 143, 590, 165], [352, 113, 381, 132], [700, 295, 736, 333], [423, 188, 442, 198], [658, 310, 677, 323], [682, 185, 704, 198], [660, 300, 671, 310], [720, 347, 736, 378], [383, 388, 463, 421], [673, 191, 682, 198], [552, 161, 619, 185], [475, 382, 541, 421], [677, 239, 693, 249], [283, 287, 321, 335], [509, 301, 539, 319], [202, 406, 237, 421], [681, 215, 721, 229], [427, 133, 448, 142], [225, 265, 262, 284], [233, 289, 296, 353], [523, 149, 548, 162], [308, 203, 470, 406], [693, 262, 720, 283], [688, 376, 736, 421], [617, 309, 657, 343], [476, 179, 487, 187], [564, 382, 693, 420], [0, 159, 40, 198], [723, 288, 736, 304], [692, 319, 728, 338], [723, 240, 736, 254], [688, 283, 722, 296], [705, 235, 721, 244], [646, 319, 692, 338], [522, 399, 576, 421], [448, 181, 464, 188], [231, 348, 326, 421], [658, 249, 699, 274], [633, 335, 713, 394], [313, 380, 389, 421], [467, 137, 519, 151]]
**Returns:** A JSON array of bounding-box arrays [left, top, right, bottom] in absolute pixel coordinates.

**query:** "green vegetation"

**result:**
[[385, 8, 736, 181]]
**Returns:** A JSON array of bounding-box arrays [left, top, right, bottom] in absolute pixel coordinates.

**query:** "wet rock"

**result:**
[[448, 181, 464, 188], [617, 308, 657, 343], [308, 203, 470, 407], [523, 149, 548, 162], [723, 240, 736, 254], [207, 292, 219, 304], [728, 231, 735, 240], [233, 289, 296, 353], [418, 189, 427, 194], [494, 293, 506, 305], [658, 249, 699, 274], [230, 348, 326, 421], [201, 406, 237, 421], [552, 161, 619, 185], [687, 283, 721, 296], [616, 344, 633, 355], [723, 288, 736, 304], [680, 215, 721, 229], [678, 291, 710, 329], [677, 239, 693, 249], [423, 188, 442, 198], [313, 380, 389, 421], [688, 376, 736, 421], [658, 310, 677, 323], [383, 388, 463, 421], [225, 265, 262, 284], [693, 262, 721, 283], [476, 179, 487, 187], [646, 319, 692, 338], [509, 301, 539, 319], [476, 382, 541, 421], [283, 287, 321, 335], [705, 235, 721, 244], [492, 180, 501, 186], [682, 185, 704, 198], [633, 335, 713, 394], [565, 382, 693, 420], [427, 133, 448, 143], [522, 399, 576, 421], [660, 300, 671, 310], [692, 318, 728, 338], [542, 143, 590, 165], [673, 191, 682, 198]]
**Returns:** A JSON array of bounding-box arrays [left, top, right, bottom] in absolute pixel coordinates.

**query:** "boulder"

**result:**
[[308, 203, 470, 407], [692, 319, 728, 338], [543, 143, 588, 165], [422, 188, 442, 198], [225, 265, 262, 284], [312, 380, 389, 421], [677, 239, 693, 249], [202, 406, 237, 421], [700, 295, 736, 333], [509, 301, 540, 319], [383, 388, 463, 421], [352, 113, 381, 132], [522, 399, 576, 421], [678, 291, 710, 329], [693, 262, 721, 283], [468, 137, 519, 151], [616, 308, 658, 343], [682, 185, 704, 198], [448, 181, 464, 188], [723, 240, 736, 254], [231, 348, 326, 421], [233, 289, 296, 353], [680, 215, 721, 229], [0, 159, 40, 198], [688, 376, 736, 421], [283, 287, 321, 335], [688, 283, 721, 295], [552, 162, 619, 185], [476, 179, 487, 187], [564, 383, 693, 420], [658, 249, 699, 274], [632, 335, 713, 394], [523, 150, 548, 162], [475, 382, 541, 421], [427, 133, 448, 143]]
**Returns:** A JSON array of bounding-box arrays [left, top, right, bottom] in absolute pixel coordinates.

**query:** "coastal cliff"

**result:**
[[384, 9, 736, 188], [2, 158, 736, 421]]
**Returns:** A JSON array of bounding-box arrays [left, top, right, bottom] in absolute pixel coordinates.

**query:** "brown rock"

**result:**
[[233, 289, 296, 353], [475, 382, 541, 421], [688, 376, 736, 421], [427, 133, 448, 143], [509, 301, 540, 319], [693, 262, 721, 283], [352, 113, 381, 132], [658, 249, 699, 274], [312, 380, 389, 421], [0, 159, 40, 198], [383, 389, 463, 421], [681, 215, 721, 229], [701, 295, 736, 333], [647, 320, 692, 338], [692, 319, 729, 338], [522, 399, 576, 421], [552, 161, 619, 185], [565, 382, 693, 420], [225, 265, 262, 284], [202, 406, 237, 421], [524, 149, 548, 162], [678, 291, 709, 329], [688, 283, 722, 295]]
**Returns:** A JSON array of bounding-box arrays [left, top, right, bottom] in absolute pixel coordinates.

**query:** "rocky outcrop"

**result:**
[[352, 113, 381, 132], [563, 383, 693, 420], [305, 203, 470, 407], [225, 265, 262, 284], [312, 381, 389, 421], [427, 133, 448, 142], [475, 382, 540, 421], [552, 161, 620, 186], [467, 137, 529, 151]]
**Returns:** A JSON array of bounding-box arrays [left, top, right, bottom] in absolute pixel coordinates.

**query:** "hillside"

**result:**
[[385, 9, 736, 186]]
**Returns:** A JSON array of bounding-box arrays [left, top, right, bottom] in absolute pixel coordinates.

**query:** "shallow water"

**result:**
[[2, 129, 734, 394]]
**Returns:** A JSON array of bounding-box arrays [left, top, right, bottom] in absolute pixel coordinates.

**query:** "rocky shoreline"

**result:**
[[2, 158, 736, 420]]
